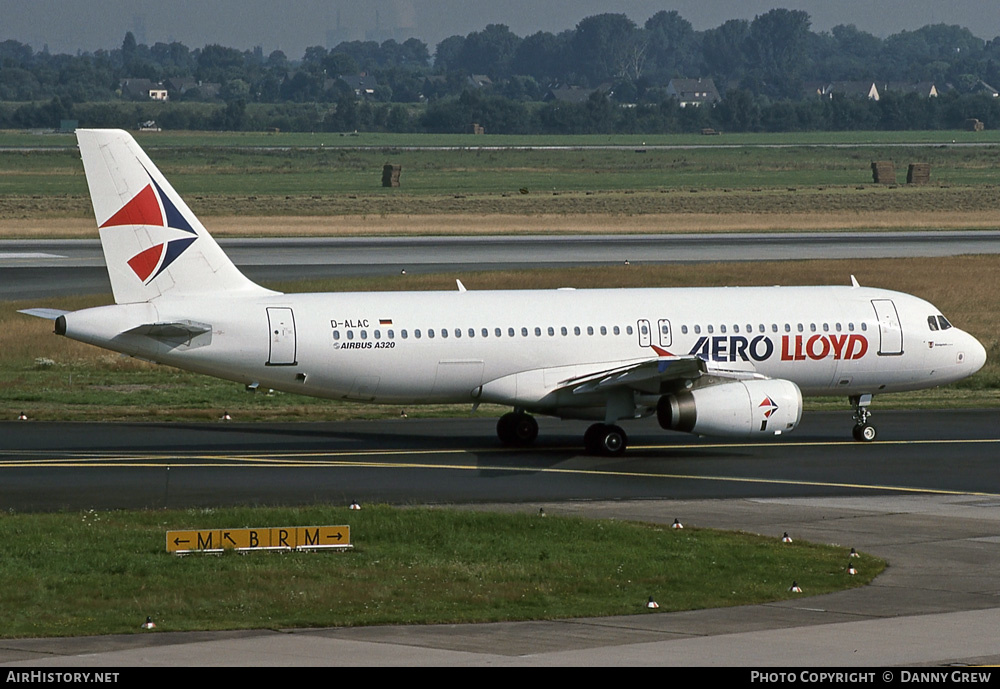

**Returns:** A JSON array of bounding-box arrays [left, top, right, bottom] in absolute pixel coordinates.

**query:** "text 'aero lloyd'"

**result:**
[[19, 130, 986, 454]]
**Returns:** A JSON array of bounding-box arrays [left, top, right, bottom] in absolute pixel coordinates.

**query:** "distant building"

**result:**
[[338, 72, 379, 97], [665, 78, 720, 107], [120, 79, 168, 101], [968, 80, 999, 97], [881, 82, 940, 98], [163, 77, 221, 100], [805, 81, 880, 101], [543, 85, 601, 104]]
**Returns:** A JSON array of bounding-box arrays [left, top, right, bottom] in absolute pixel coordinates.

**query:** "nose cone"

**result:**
[[965, 333, 987, 375]]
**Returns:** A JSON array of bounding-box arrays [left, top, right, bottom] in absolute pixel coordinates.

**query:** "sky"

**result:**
[[2, 0, 998, 59]]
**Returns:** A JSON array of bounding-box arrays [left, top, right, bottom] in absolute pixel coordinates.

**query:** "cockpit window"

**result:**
[[937, 315, 952, 330], [928, 316, 939, 331]]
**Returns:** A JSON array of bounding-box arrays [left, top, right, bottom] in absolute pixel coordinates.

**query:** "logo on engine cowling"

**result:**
[[759, 395, 778, 431]]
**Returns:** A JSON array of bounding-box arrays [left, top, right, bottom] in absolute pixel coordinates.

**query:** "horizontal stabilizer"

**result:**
[[125, 320, 213, 348], [17, 308, 70, 320]]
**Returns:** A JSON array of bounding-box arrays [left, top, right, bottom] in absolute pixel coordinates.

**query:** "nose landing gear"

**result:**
[[850, 394, 877, 442]]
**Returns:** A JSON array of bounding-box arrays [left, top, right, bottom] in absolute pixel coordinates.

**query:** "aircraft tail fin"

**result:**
[[76, 129, 276, 304]]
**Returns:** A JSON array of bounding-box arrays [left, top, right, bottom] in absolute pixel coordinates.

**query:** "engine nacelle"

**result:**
[[657, 379, 803, 438]]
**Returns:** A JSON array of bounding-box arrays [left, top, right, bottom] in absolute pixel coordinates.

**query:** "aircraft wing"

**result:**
[[557, 355, 763, 395]]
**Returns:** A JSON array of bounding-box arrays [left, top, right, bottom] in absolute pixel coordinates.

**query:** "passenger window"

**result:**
[[694, 325, 701, 334], [333, 330, 340, 340], [601, 326, 607, 336], [548, 327, 555, 336], [494, 328, 501, 337], [561, 326, 568, 336], [414, 329, 421, 339], [347, 331, 354, 340], [587, 326, 594, 335], [401, 330, 408, 339], [613, 326, 621, 335], [707, 325, 714, 334], [388, 330, 394, 339], [429, 329, 435, 338], [508, 327, 515, 337]]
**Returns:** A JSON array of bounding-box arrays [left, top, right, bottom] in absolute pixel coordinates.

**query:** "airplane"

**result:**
[[19, 129, 987, 455]]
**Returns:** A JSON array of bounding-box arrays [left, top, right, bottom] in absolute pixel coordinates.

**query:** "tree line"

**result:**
[[2, 8, 1000, 133]]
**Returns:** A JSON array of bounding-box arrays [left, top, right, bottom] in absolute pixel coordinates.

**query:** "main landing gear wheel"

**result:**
[[496, 412, 538, 446], [584, 423, 628, 456]]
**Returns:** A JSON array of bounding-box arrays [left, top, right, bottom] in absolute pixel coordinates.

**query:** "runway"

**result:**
[[3, 230, 1000, 300], [1, 410, 998, 512]]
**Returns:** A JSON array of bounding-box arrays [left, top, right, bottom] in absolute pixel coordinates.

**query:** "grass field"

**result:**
[[0, 505, 881, 637], [2, 130, 1000, 232]]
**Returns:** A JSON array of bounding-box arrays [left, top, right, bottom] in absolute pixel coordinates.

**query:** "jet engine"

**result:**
[[657, 379, 802, 438]]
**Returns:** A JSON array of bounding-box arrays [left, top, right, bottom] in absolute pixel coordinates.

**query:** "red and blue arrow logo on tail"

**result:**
[[100, 172, 197, 284]]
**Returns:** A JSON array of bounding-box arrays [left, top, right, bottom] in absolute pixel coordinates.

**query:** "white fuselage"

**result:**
[[61, 284, 986, 419]]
